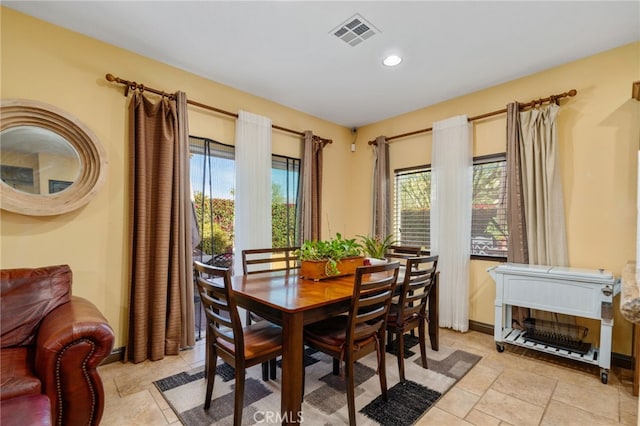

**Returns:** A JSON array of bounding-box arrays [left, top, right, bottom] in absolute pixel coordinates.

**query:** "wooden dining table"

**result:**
[[230, 268, 439, 425]]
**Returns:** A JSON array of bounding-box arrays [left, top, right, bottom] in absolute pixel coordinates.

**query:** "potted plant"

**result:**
[[358, 234, 397, 260], [295, 233, 364, 280]]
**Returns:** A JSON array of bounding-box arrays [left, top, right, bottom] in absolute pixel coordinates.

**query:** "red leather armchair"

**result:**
[[0, 265, 115, 425]]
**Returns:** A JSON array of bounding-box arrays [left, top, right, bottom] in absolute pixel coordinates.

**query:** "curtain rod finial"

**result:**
[[568, 89, 577, 97], [105, 73, 116, 82]]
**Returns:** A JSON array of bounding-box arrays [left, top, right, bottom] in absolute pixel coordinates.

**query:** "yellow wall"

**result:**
[[2, 7, 639, 355], [0, 8, 351, 348], [350, 42, 640, 354]]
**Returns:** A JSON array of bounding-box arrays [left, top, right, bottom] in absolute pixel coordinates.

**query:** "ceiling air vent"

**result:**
[[330, 14, 379, 47]]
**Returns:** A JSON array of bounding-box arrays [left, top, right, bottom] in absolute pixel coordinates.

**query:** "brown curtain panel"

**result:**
[[506, 102, 530, 328], [298, 131, 325, 241], [372, 136, 391, 239], [506, 102, 528, 263], [126, 91, 195, 363]]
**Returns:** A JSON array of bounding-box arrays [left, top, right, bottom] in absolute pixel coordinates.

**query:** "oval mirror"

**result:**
[[0, 99, 107, 216]]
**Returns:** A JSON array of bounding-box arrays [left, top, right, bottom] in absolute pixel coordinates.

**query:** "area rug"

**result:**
[[154, 335, 481, 426]]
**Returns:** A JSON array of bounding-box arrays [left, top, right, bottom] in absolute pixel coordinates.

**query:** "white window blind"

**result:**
[[470, 155, 508, 257], [394, 167, 431, 249], [393, 154, 508, 258]]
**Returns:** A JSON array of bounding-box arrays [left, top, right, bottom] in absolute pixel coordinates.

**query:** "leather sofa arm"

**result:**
[[34, 296, 115, 426]]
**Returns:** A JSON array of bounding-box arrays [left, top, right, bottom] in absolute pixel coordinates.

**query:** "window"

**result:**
[[393, 154, 508, 259], [271, 154, 300, 247], [189, 136, 301, 263], [394, 166, 431, 249], [470, 154, 507, 258], [190, 137, 235, 263]]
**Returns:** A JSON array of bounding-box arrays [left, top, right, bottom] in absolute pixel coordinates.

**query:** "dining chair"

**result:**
[[193, 250, 234, 340], [193, 261, 283, 426], [241, 246, 300, 275], [384, 245, 428, 337], [303, 261, 400, 426], [242, 247, 299, 380], [384, 245, 424, 265], [385, 255, 438, 382]]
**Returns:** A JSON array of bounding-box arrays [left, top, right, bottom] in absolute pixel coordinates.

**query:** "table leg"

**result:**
[[428, 274, 439, 351], [281, 312, 304, 425]]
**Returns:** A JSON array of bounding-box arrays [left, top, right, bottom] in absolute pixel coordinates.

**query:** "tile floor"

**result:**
[[98, 329, 638, 425]]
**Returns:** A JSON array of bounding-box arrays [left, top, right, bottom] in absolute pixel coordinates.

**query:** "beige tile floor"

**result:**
[[98, 329, 638, 425]]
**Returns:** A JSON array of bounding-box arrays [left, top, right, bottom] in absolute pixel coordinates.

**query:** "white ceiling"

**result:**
[[4, 1, 639, 128]]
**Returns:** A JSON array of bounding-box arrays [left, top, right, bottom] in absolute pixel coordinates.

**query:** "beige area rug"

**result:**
[[155, 334, 481, 425]]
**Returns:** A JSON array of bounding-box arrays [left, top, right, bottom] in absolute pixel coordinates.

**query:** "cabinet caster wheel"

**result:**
[[496, 343, 504, 353], [601, 371, 608, 384]]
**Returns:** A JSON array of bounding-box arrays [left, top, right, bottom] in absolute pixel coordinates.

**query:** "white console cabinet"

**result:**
[[488, 263, 620, 384]]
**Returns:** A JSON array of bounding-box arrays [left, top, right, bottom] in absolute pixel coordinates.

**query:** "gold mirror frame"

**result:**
[[0, 99, 107, 216]]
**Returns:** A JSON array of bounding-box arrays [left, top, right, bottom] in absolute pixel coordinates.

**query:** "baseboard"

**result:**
[[101, 324, 635, 371], [101, 346, 125, 365], [468, 320, 633, 370], [468, 320, 494, 336], [612, 352, 634, 370]]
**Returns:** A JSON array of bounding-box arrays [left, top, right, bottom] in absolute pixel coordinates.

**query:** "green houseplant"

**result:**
[[295, 233, 364, 279], [358, 234, 397, 260]]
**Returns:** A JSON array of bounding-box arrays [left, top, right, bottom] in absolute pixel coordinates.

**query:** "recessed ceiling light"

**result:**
[[383, 55, 402, 67]]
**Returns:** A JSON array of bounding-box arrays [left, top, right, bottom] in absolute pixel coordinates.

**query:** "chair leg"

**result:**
[[386, 329, 394, 350], [204, 349, 217, 410], [234, 366, 245, 426], [261, 362, 269, 381], [332, 358, 340, 375], [270, 358, 277, 379], [345, 355, 356, 426], [378, 337, 388, 402], [195, 297, 202, 341], [301, 355, 306, 404], [397, 328, 406, 382], [418, 320, 428, 369]]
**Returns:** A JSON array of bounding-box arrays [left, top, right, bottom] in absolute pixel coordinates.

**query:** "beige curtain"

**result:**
[[298, 131, 325, 242], [372, 136, 391, 239], [520, 103, 568, 266], [518, 102, 571, 328], [175, 92, 195, 349], [126, 91, 195, 363]]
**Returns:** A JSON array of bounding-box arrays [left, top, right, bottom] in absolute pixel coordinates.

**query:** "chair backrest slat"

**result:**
[[396, 255, 439, 319], [242, 247, 301, 275], [347, 262, 400, 344], [385, 245, 427, 271], [194, 261, 244, 353], [385, 245, 422, 259]]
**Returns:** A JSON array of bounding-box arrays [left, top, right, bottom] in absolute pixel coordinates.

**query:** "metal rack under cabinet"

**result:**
[[488, 263, 620, 384]]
